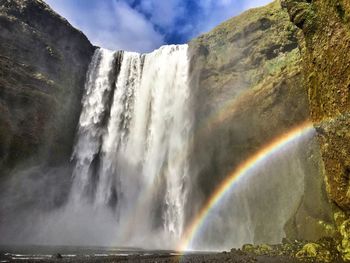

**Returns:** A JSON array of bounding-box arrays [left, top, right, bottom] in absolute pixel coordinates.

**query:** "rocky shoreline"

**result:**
[[0, 250, 301, 263], [0, 239, 347, 263]]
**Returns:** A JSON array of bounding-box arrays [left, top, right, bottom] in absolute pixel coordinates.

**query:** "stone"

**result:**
[[0, 0, 95, 175], [54, 253, 63, 259], [337, 219, 350, 261], [295, 243, 332, 262]]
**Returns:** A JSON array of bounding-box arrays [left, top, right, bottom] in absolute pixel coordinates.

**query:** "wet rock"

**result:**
[[242, 244, 256, 254], [242, 244, 273, 255], [54, 253, 63, 259], [283, 0, 350, 212], [296, 243, 332, 262], [0, 0, 95, 174], [338, 218, 350, 261], [237, 238, 345, 262]]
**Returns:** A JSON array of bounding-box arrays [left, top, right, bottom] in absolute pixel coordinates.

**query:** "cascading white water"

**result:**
[[70, 45, 192, 247], [70, 49, 118, 203]]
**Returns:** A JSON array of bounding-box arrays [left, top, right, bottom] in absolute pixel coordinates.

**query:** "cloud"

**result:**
[[137, 0, 185, 28], [44, 0, 273, 52], [45, 0, 164, 53], [109, 1, 165, 52]]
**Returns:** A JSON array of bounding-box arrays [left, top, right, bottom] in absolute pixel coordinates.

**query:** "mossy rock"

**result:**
[[296, 243, 332, 262], [284, 0, 350, 218], [242, 244, 273, 255], [336, 214, 350, 261]]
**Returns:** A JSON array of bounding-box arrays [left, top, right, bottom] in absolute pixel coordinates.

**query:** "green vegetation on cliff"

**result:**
[[283, 0, 350, 212], [282, 0, 350, 260]]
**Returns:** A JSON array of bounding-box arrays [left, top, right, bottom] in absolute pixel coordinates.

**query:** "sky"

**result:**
[[44, 0, 272, 53]]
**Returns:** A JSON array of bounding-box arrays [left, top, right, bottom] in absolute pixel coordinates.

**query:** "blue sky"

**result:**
[[44, 0, 272, 53]]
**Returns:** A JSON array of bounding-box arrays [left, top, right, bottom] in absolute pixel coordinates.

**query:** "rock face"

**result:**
[[282, 0, 350, 211], [188, 1, 333, 242], [0, 0, 338, 247], [0, 0, 94, 175]]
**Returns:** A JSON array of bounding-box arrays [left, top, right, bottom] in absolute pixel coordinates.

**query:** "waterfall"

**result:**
[[70, 49, 118, 202], [0, 44, 318, 251], [70, 45, 192, 247]]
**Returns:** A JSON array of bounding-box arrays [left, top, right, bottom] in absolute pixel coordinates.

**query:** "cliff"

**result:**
[[188, 1, 333, 243], [280, 0, 350, 258], [0, 0, 94, 175], [282, 0, 350, 212]]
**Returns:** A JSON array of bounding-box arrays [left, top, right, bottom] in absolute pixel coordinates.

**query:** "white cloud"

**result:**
[[109, 0, 165, 52], [137, 0, 185, 28], [45, 0, 164, 53]]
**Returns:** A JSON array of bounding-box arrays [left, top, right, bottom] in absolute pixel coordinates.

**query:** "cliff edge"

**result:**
[[0, 0, 95, 174]]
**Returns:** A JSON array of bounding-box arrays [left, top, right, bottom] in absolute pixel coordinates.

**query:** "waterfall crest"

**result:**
[[70, 45, 192, 247]]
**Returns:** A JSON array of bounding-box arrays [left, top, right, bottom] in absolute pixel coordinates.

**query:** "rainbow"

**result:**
[[177, 120, 315, 251]]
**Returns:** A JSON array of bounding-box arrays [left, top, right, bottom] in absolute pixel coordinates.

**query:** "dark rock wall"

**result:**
[[0, 0, 95, 174], [188, 1, 333, 242], [282, 0, 350, 212]]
